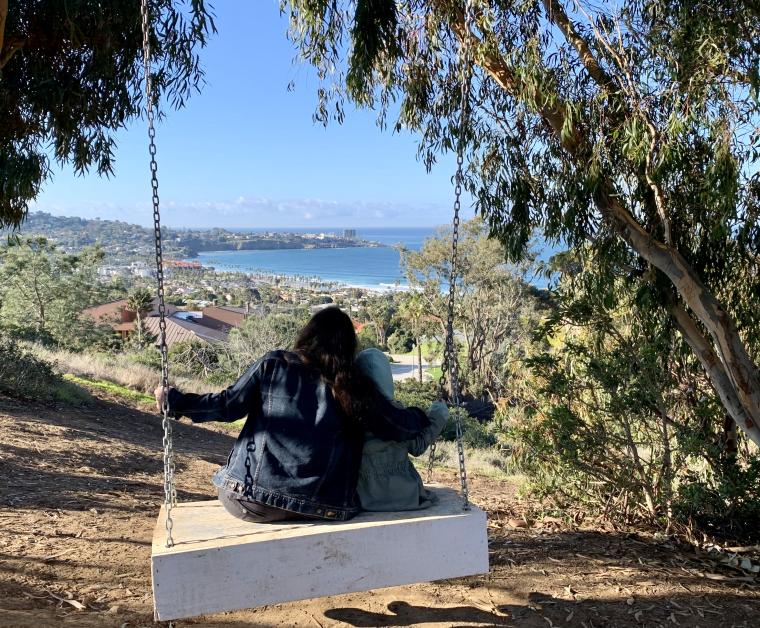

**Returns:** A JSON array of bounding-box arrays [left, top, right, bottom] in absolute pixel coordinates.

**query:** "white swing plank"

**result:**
[[151, 485, 489, 621]]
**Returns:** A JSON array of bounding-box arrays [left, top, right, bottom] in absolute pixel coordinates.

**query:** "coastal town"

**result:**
[[11, 212, 390, 340], [19, 212, 380, 266], [4, 212, 421, 374]]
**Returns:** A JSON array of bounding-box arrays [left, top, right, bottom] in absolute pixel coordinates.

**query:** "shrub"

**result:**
[[169, 340, 231, 386], [440, 409, 498, 448], [357, 325, 381, 351], [222, 312, 306, 377], [395, 379, 497, 447], [674, 457, 760, 541], [394, 379, 439, 410], [387, 328, 414, 353], [126, 345, 163, 371], [0, 335, 89, 404]]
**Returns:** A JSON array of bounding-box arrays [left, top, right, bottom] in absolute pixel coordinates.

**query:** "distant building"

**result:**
[[83, 297, 177, 327], [200, 305, 249, 331], [83, 295, 262, 347], [129, 261, 156, 278], [165, 259, 203, 272], [343, 229, 357, 239], [97, 265, 130, 279], [143, 315, 228, 345]]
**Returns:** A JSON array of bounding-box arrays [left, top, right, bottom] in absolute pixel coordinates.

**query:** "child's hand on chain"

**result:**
[[154, 386, 169, 414]]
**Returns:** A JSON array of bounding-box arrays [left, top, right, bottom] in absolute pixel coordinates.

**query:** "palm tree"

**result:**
[[126, 288, 153, 346]]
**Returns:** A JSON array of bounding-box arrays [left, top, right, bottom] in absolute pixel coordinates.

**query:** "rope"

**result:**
[[426, 0, 474, 510], [140, 0, 175, 548]]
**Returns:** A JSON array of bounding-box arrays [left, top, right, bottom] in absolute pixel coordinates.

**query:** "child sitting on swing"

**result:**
[[355, 348, 449, 511]]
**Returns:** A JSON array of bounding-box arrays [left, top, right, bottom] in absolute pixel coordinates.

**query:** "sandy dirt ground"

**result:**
[[1, 390, 759, 627]]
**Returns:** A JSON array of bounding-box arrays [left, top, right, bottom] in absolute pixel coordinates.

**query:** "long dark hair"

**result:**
[[292, 306, 373, 422]]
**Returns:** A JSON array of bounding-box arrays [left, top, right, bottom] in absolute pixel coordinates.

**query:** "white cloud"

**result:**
[[30, 195, 460, 229]]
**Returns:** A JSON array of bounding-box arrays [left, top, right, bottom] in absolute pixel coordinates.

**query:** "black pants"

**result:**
[[218, 489, 305, 523]]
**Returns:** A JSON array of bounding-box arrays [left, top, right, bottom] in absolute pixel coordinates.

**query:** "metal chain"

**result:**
[[426, 0, 473, 511], [243, 442, 255, 498], [140, 0, 175, 548]]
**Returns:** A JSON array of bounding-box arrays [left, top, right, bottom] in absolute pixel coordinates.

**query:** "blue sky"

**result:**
[[32, 1, 467, 230]]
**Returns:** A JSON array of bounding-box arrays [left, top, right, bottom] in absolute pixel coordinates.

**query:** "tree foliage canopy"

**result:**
[[0, 237, 106, 345], [0, 0, 214, 228], [284, 0, 760, 446], [402, 218, 543, 398]]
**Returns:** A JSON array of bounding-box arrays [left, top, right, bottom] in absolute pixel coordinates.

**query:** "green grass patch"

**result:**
[[211, 417, 246, 432], [53, 381, 93, 405], [63, 374, 154, 405], [411, 442, 525, 481]]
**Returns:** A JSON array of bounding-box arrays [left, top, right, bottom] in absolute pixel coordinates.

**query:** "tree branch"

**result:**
[[643, 122, 672, 244], [544, 1, 673, 244], [541, 0, 616, 91], [444, 3, 584, 155], [668, 301, 760, 447], [0, 0, 7, 56], [0, 0, 23, 71]]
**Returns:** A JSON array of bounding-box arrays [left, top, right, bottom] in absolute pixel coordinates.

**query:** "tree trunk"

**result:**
[[620, 413, 658, 519], [668, 303, 760, 444], [31, 276, 45, 334], [0, 0, 24, 71], [0, 0, 7, 58], [417, 340, 423, 382], [38, 301, 45, 334], [723, 414, 738, 460]]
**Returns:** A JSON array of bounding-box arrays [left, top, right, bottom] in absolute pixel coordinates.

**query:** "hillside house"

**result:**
[[83, 298, 246, 347], [200, 305, 251, 331]]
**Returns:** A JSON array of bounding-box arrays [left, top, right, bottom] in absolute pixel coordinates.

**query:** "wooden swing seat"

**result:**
[[151, 485, 489, 621]]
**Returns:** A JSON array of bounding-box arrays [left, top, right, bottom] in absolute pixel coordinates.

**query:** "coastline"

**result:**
[[198, 264, 410, 293], [182, 240, 385, 258], [191, 245, 410, 293]]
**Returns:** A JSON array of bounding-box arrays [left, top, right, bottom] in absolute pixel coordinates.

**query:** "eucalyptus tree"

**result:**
[[402, 218, 540, 398], [0, 0, 215, 229], [517, 247, 760, 531], [285, 0, 760, 445], [364, 293, 396, 348]]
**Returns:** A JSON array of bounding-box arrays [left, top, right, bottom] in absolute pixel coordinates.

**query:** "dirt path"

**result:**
[[1, 391, 758, 627]]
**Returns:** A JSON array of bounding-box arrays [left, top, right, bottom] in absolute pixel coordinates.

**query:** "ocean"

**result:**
[[196, 227, 435, 290], [196, 227, 556, 290]]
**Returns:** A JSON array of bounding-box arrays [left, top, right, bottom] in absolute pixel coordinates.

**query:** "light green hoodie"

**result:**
[[356, 348, 448, 511]]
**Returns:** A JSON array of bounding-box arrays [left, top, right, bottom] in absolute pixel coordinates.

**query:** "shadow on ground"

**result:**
[[325, 591, 759, 627], [0, 394, 234, 512]]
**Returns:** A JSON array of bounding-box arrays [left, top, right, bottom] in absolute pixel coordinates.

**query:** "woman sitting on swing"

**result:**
[[155, 306, 431, 523]]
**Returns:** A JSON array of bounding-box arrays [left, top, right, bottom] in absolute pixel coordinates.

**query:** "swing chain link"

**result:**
[[141, 0, 175, 548], [426, 0, 473, 511], [243, 442, 255, 498]]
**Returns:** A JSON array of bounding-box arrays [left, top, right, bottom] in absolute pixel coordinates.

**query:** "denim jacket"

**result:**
[[167, 350, 431, 520]]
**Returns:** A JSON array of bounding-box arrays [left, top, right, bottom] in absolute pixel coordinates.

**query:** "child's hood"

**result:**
[[356, 348, 394, 399]]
